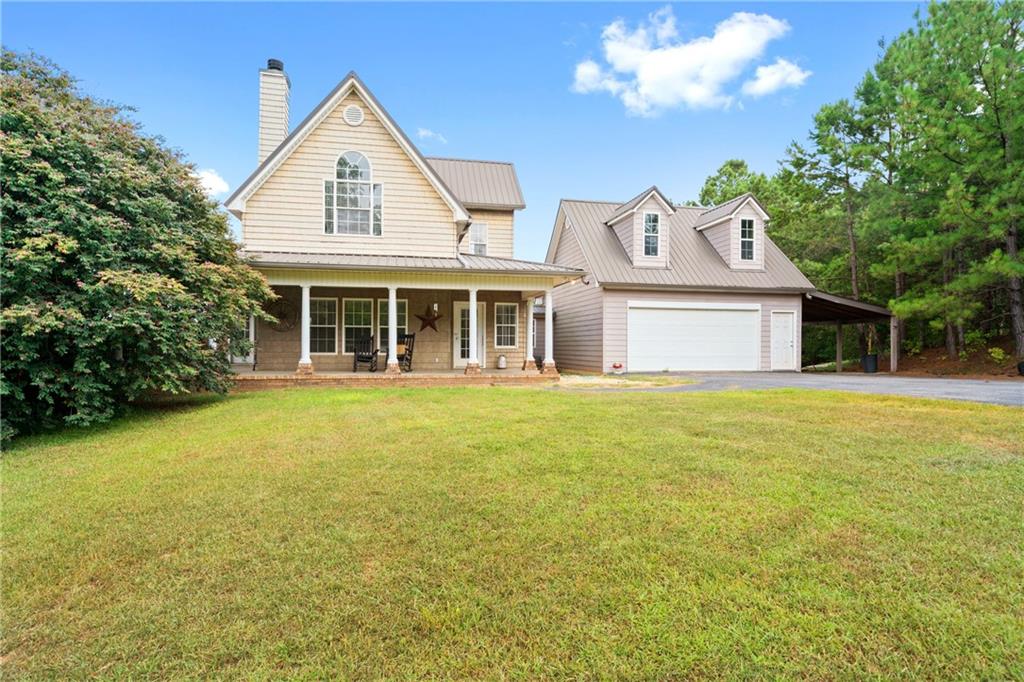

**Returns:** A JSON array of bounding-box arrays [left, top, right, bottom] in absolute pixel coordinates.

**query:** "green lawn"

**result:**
[[3, 387, 1022, 678]]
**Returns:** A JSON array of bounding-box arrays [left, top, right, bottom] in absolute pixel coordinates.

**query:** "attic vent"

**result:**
[[343, 104, 364, 126]]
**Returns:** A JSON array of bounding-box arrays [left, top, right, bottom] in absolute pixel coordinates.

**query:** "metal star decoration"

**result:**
[[415, 306, 444, 332]]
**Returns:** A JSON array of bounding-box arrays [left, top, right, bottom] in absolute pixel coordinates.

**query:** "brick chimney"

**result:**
[[258, 58, 290, 163]]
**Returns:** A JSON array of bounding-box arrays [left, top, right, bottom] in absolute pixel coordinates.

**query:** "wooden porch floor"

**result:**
[[232, 367, 556, 390]]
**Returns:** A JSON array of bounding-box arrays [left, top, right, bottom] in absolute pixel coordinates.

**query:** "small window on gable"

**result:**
[[469, 223, 488, 256], [643, 213, 660, 257], [324, 152, 382, 236], [740, 218, 755, 261]]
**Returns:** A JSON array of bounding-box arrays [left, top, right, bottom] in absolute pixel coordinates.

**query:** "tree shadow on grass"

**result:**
[[5, 392, 233, 454]]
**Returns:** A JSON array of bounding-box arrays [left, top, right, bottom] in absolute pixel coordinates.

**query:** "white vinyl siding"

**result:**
[[495, 302, 518, 348], [342, 298, 373, 354], [310, 298, 338, 354]]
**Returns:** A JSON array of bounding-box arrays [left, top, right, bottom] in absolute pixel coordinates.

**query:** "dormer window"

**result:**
[[324, 151, 382, 236], [740, 218, 754, 260], [643, 213, 660, 257]]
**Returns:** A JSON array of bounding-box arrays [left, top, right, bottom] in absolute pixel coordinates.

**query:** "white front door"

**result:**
[[453, 302, 486, 368], [770, 311, 797, 370]]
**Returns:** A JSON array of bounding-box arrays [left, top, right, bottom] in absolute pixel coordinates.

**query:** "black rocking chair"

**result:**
[[397, 333, 415, 372], [353, 335, 379, 372]]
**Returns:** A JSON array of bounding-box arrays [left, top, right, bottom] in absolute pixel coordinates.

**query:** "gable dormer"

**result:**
[[604, 186, 675, 268], [693, 193, 769, 270]]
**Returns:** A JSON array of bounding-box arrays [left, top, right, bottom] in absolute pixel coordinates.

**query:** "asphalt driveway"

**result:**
[[651, 372, 1023, 406]]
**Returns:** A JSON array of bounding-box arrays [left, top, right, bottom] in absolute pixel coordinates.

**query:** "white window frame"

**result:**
[[643, 212, 660, 257], [376, 297, 409, 354], [309, 297, 338, 355], [323, 151, 383, 237], [341, 297, 374, 355], [740, 218, 755, 261], [494, 302, 519, 349], [469, 222, 488, 256]]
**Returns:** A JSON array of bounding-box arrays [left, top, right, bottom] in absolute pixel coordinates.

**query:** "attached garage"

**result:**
[[626, 301, 760, 371]]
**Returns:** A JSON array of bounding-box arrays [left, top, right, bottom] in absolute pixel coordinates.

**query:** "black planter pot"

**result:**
[[1017, 361, 1024, 376], [862, 353, 878, 373]]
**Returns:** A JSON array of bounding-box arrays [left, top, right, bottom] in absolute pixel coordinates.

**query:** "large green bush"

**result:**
[[1, 50, 273, 441]]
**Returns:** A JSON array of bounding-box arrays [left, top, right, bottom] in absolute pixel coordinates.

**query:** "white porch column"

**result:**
[[385, 286, 400, 375], [524, 297, 537, 370], [541, 289, 557, 375], [297, 284, 313, 374], [466, 288, 481, 374]]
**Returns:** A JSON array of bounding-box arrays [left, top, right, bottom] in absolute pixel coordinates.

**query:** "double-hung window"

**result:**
[[740, 219, 755, 261], [495, 303, 518, 348], [643, 213, 660, 257], [310, 299, 337, 354], [324, 151, 382, 236], [469, 223, 488, 256], [377, 298, 408, 356], [342, 299, 373, 353]]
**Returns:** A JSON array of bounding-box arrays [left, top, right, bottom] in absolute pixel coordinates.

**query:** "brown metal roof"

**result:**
[[241, 249, 583, 277], [603, 186, 675, 225], [560, 199, 814, 291], [425, 157, 526, 210], [692, 193, 770, 230], [803, 291, 891, 323]]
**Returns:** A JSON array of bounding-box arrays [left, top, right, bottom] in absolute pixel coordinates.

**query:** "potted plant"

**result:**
[[611, 362, 624, 375], [862, 327, 878, 373]]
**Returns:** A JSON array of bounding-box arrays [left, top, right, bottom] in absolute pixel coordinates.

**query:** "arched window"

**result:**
[[324, 151, 382, 236]]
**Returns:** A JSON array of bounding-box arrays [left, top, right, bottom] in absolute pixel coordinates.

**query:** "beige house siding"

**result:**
[[258, 70, 289, 164], [549, 220, 603, 372], [252, 285, 529, 372], [601, 289, 802, 372], [459, 209, 515, 258], [243, 91, 457, 257]]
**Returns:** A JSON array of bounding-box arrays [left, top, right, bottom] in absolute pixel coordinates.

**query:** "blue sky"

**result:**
[[5, 2, 922, 261]]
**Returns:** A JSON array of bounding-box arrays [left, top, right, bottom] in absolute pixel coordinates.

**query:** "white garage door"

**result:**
[[627, 303, 760, 371]]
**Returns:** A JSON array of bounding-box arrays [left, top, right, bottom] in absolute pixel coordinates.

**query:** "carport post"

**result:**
[[835, 323, 843, 373], [890, 316, 899, 373], [835, 323, 843, 372]]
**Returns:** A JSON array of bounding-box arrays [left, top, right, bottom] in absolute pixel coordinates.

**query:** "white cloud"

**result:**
[[194, 168, 229, 197], [741, 58, 811, 97], [417, 127, 448, 144], [572, 6, 807, 115]]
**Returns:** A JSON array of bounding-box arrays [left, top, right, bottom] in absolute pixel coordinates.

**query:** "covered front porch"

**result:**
[[232, 257, 580, 378]]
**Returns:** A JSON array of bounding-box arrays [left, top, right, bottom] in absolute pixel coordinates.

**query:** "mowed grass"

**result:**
[[3, 387, 1022, 679]]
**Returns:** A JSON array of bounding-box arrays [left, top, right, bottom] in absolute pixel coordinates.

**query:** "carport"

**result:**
[[802, 291, 897, 372]]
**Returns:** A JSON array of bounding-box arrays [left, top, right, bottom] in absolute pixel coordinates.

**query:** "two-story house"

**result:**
[[545, 187, 894, 373], [226, 61, 581, 376]]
